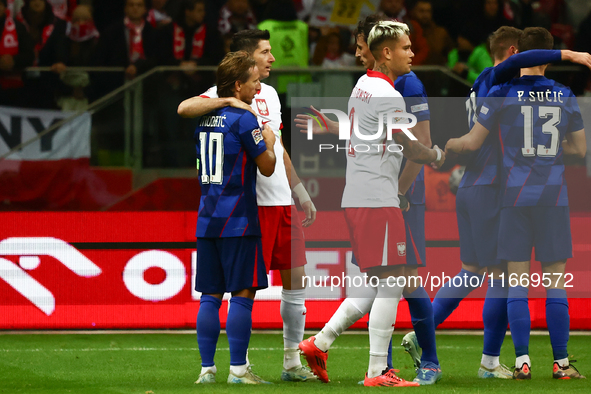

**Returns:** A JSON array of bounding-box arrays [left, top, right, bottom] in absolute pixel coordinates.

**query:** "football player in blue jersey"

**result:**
[[193, 51, 277, 385], [435, 26, 591, 379], [446, 27, 587, 380], [296, 14, 442, 385]]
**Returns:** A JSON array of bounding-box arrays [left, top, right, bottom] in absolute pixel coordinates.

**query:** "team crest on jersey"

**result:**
[[251, 128, 263, 144], [255, 99, 269, 116], [397, 242, 406, 256]]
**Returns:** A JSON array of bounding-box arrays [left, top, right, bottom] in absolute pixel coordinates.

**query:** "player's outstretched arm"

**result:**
[[561, 129, 587, 158], [398, 120, 431, 195], [294, 105, 339, 136], [445, 121, 490, 154], [393, 130, 444, 168], [254, 123, 277, 177], [178, 96, 256, 118]]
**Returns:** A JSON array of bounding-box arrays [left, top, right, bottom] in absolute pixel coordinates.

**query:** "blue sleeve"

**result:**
[[401, 77, 430, 122], [237, 112, 268, 159], [566, 89, 584, 133], [491, 50, 561, 86], [476, 87, 505, 132]]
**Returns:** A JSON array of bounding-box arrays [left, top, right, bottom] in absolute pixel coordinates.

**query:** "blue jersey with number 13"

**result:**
[[478, 75, 584, 207]]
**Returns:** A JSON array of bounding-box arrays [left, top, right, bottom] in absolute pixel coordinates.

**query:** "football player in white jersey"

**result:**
[[298, 21, 444, 387], [178, 29, 317, 383]]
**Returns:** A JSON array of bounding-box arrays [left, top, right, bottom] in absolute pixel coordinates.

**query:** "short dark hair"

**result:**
[[518, 27, 554, 52], [488, 26, 522, 61], [355, 14, 386, 42], [216, 51, 257, 98], [230, 29, 271, 54]]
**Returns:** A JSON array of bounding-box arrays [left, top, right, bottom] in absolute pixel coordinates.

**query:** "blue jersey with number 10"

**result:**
[[478, 75, 584, 207], [194, 107, 267, 238]]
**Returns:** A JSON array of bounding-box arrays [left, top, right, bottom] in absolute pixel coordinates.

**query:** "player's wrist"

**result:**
[[292, 182, 311, 204]]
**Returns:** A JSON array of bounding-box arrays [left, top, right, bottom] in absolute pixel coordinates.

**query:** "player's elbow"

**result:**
[[177, 102, 190, 117], [257, 153, 276, 177], [575, 148, 587, 159]]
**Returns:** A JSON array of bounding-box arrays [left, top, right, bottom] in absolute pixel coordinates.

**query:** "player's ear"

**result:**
[[510, 45, 518, 55], [235, 80, 242, 93]]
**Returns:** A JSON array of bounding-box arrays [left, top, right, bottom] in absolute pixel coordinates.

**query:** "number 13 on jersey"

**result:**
[[521, 105, 561, 157]]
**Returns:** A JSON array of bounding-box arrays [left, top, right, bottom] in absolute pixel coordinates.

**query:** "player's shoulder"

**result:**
[[258, 82, 280, 100], [215, 106, 257, 126], [395, 71, 426, 96], [486, 82, 511, 97], [363, 70, 400, 96], [201, 85, 219, 98]]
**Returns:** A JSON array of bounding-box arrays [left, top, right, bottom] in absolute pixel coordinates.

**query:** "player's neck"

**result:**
[[521, 65, 546, 77], [372, 62, 396, 82]]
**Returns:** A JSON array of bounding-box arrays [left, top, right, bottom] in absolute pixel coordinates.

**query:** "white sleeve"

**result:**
[[200, 86, 218, 98]]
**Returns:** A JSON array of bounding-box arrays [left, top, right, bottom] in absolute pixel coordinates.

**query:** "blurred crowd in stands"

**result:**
[[1, 0, 591, 112]]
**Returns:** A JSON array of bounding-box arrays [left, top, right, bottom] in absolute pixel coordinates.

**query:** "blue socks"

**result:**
[[482, 279, 508, 357], [407, 287, 439, 366], [546, 289, 569, 361], [197, 295, 222, 367], [507, 286, 530, 357], [227, 296, 254, 366], [432, 269, 482, 327]]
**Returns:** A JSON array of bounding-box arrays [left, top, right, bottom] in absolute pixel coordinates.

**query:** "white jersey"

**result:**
[[341, 70, 407, 208], [201, 82, 292, 206]]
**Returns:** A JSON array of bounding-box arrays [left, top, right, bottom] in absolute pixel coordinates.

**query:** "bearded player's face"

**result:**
[[387, 34, 414, 77]]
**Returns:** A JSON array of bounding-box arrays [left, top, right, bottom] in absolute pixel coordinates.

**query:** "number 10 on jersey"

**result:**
[[198, 132, 224, 184]]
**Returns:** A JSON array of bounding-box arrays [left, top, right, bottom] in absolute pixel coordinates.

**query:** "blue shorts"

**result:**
[[195, 236, 268, 294], [403, 204, 426, 267], [498, 206, 572, 263], [456, 185, 501, 267]]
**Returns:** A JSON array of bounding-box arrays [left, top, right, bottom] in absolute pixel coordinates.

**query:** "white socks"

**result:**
[[229, 363, 247, 377], [200, 365, 216, 376], [555, 357, 569, 367], [481, 354, 500, 369], [315, 294, 376, 352], [368, 278, 403, 378], [516, 354, 531, 368], [281, 289, 306, 370]]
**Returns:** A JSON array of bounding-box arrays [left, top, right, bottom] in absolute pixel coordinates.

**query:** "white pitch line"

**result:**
[[0, 345, 483, 353]]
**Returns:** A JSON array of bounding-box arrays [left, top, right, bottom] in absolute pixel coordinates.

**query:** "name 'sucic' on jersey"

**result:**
[[517, 90, 565, 103]]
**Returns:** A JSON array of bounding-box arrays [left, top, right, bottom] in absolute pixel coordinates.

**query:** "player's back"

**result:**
[[460, 66, 501, 189], [481, 75, 584, 207], [342, 70, 406, 208], [194, 106, 266, 238]]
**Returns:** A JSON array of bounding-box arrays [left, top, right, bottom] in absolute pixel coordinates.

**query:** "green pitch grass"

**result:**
[[0, 332, 588, 393]]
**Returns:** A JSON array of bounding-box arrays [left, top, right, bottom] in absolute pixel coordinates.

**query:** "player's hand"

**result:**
[[564, 50, 591, 70], [431, 145, 445, 169], [262, 123, 276, 148], [444, 143, 460, 163], [295, 105, 331, 135], [398, 193, 410, 212], [227, 97, 257, 117], [301, 200, 317, 227]]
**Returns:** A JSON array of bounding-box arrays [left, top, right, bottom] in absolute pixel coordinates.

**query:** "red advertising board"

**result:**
[[1, 212, 590, 330]]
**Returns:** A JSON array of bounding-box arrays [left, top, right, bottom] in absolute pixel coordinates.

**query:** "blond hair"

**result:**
[[367, 20, 410, 59]]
